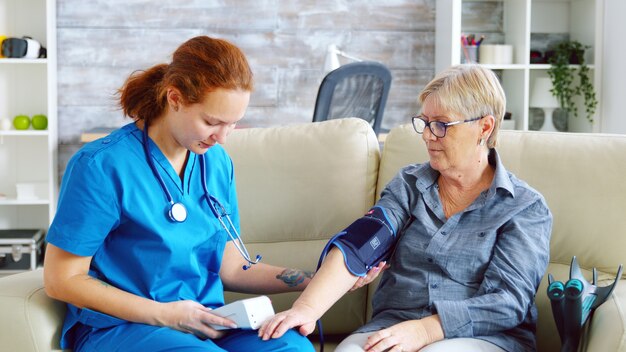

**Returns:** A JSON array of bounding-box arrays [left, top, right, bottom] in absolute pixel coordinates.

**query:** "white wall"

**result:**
[[600, 0, 626, 134]]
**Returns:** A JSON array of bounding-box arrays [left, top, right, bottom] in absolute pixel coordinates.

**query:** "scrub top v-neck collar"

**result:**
[[131, 124, 197, 196]]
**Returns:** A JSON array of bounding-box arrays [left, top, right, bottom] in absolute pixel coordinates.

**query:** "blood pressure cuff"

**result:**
[[1, 37, 46, 59], [318, 206, 396, 277]]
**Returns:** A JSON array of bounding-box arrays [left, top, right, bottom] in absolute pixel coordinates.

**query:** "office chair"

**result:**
[[312, 61, 392, 136]]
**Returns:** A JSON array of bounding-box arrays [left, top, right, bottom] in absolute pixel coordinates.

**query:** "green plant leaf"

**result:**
[[547, 40, 597, 123]]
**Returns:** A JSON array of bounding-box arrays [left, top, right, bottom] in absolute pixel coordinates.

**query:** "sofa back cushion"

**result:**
[[496, 131, 626, 273], [224, 118, 380, 243], [222, 118, 380, 334], [377, 125, 626, 351]]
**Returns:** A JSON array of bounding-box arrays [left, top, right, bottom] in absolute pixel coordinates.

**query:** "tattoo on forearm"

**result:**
[[276, 268, 314, 287], [87, 277, 110, 288]]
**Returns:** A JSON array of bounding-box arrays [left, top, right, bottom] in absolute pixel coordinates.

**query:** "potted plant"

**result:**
[[546, 40, 598, 123]]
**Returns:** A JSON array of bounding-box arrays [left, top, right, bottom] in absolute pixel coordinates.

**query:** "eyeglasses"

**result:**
[[411, 115, 483, 138]]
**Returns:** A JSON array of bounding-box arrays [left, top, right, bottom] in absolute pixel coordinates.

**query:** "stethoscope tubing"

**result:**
[[142, 123, 261, 269], [142, 124, 179, 210]]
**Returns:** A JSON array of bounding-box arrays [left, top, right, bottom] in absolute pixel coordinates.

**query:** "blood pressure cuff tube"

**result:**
[[319, 206, 396, 277]]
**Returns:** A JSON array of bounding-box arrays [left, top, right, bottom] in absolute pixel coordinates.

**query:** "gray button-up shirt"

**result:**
[[356, 149, 552, 352]]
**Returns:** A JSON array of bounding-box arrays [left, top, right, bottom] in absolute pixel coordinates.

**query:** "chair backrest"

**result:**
[[312, 61, 392, 136]]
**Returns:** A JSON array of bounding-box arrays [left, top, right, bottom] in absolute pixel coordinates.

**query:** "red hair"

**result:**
[[118, 36, 253, 123]]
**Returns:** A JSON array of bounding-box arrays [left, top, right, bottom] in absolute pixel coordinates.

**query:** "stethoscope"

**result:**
[[142, 123, 261, 270]]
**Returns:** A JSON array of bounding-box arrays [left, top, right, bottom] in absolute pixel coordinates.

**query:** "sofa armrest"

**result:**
[[584, 281, 626, 351], [0, 269, 67, 352]]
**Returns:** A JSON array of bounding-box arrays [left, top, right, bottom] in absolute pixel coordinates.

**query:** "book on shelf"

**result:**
[[80, 127, 116, 143]]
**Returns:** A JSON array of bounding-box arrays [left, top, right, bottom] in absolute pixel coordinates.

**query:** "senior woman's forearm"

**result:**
[[293, 247, 359, 317], [258, 247, 360, 340]]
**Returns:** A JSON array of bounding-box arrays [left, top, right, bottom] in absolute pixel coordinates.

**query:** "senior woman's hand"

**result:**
[[259, 261, 387, 340], [363, 315, 444, 352], [258, 303, 319, 340], [349, 261, 388, 292]]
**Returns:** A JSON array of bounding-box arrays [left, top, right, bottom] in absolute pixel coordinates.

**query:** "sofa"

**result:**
[[1, 117, 625, 351]]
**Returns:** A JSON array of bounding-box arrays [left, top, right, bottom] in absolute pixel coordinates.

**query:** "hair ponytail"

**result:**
[[118, 64, 168, 124]]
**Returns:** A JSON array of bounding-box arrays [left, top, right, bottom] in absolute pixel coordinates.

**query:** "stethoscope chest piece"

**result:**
[[143, 122, 261, 269], [169, 202, 188, 223]]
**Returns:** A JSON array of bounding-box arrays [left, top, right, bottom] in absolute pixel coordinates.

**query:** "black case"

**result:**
[[1, 38, 28, 58], [0, 229, 45, 272]]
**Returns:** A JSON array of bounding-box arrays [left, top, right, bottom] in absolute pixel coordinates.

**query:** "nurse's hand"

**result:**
[[349, 261, 388, 292], [258, 303, 318, 340], [160, 300, 237, 340]]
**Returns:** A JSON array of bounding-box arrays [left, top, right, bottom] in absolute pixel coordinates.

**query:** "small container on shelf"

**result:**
[[501, 112, 516, 130], [0, 118, 11, 131], [15, 182, 47, 201], [479, 45, 513, 65], [461, 45, 479, 64], [0, 229, 45, 272]]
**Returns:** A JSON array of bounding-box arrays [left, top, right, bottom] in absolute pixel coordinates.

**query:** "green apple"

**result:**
[[31, 114, 48, 130], [13, 114, 30, 130]]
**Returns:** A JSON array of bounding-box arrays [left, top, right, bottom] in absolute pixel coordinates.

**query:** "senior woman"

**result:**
[[259, 64, 552, 352]]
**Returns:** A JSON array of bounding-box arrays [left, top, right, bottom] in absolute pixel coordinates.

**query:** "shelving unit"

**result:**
[[0, 0, 57, 233], [435, 0, 603, 132]]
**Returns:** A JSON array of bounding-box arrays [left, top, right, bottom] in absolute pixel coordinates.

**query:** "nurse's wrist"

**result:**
[[151, 300, 170, 327]]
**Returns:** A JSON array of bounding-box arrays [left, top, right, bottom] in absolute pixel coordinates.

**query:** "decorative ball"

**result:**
[[13, 114, 30, 130], [0, 117, 11, 130], [31, 114, 48, 130]]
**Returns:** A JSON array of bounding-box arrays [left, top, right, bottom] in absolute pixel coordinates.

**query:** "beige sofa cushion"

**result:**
[[499, 131, 626, 351], [224, 117, 380, 244], [495, 131, 626, 272], [223, 118, 381, 334], [377, 124, 626, 352], [0, 269, 66, 352]]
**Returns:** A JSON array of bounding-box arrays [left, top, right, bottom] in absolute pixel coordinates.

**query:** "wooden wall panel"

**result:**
[[277, 1, 434, 31], [58, 0, 278, 29], [462, 2, 503, 33], [56, 0, 438, 173]]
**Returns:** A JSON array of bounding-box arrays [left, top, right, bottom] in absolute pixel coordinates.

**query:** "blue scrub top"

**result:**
[[46, 123, 239, 348]]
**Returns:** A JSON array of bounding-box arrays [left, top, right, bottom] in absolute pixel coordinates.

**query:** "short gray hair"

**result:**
[[418, 64, 506, 148]]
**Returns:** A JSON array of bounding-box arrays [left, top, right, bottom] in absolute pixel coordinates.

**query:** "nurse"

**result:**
[[43, 36, 318, 351]]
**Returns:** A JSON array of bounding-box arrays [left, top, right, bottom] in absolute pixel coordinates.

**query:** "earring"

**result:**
[[173, 105, 178, 112], [479, 138, 485, 146]]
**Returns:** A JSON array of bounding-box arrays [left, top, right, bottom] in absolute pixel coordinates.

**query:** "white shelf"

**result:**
[[435, 0, 603, 132], [0, 0, 57, 231], [0, 131, 49, 137], [479, 64, 527, 70], [0, 58, 48, 64], [0, 199, 50, 205], [529, 64, 596, 70]]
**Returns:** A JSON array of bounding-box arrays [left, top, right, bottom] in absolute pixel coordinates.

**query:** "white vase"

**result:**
[[0, 118, 12, 131], [541, 107, 557, 132]]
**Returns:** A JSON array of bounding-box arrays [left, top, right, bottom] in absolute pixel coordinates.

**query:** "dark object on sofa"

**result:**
[[547, 256, 623, 352]]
